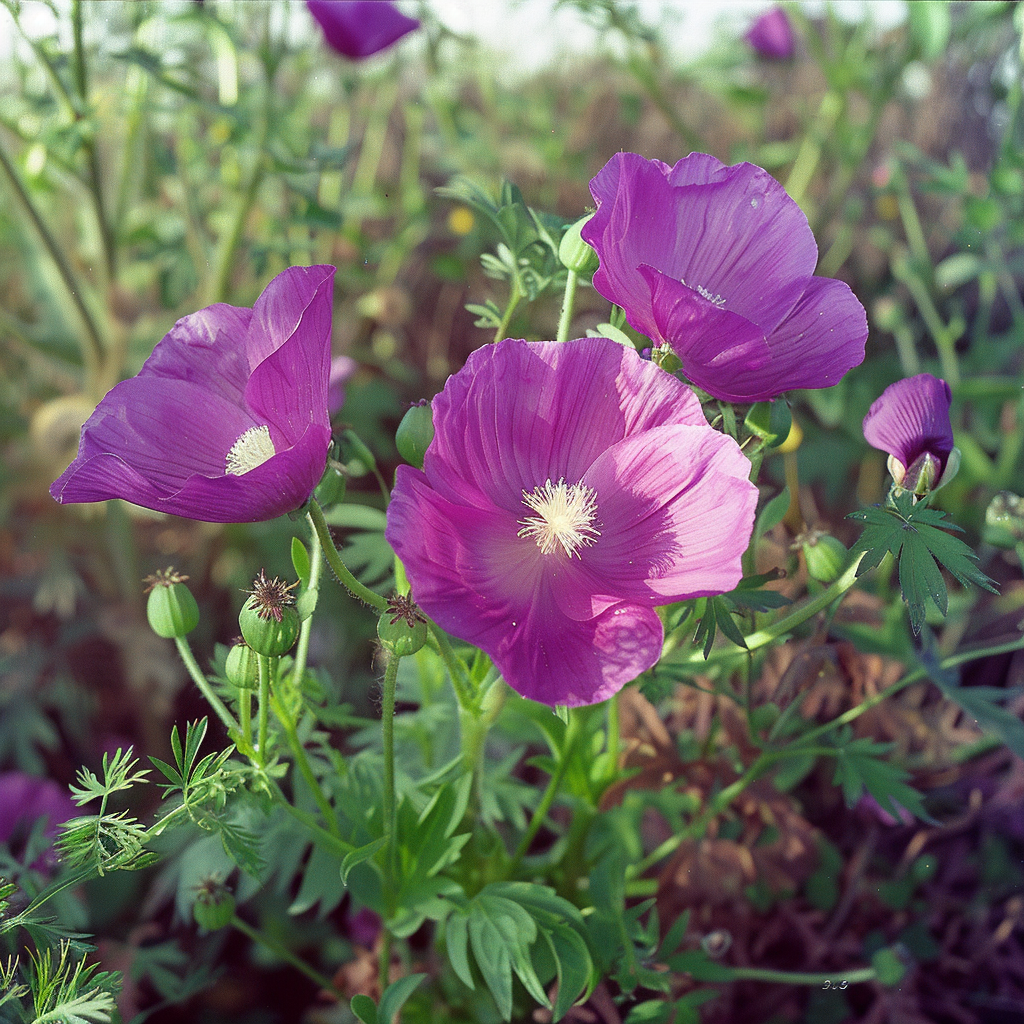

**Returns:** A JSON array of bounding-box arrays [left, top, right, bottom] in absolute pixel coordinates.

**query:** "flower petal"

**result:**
[[386, 468, 662, 706], [706, 276, 868, 402], [307, 0, 419, 59], [424, 337, 706, 512], [863, 373, 954, 471]]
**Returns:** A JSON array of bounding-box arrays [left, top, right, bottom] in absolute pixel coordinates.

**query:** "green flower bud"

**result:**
[[224, 641, 258, 689], [802, 534, 848, 584], [984, 491, 1024, 550], [238, 570, 300, 657], [314, 459, 347, 507], [558, 214, 599, 276], [744, 400, 792, 448], [377, 595, 428, 657], [395, 402, 434, 469], [144, 568, 200, 638], [192, 880, 235, 930]]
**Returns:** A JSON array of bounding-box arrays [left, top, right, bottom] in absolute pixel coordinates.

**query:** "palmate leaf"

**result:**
[[828, 729, 931, 822], [848, 489, 997, 634]]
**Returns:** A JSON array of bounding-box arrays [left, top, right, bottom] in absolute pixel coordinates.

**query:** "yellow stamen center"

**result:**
[[225, 425, 276, 476], [517, 478, 600, 558]]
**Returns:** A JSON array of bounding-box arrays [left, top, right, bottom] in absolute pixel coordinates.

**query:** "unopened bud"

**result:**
[[144, 568, 199, 639], [377, 595, 428, 657], [802, 534, 848, 583], [224, 641, 258, 689], [395, 402, 434, 469], [558, 214, 600, 276]]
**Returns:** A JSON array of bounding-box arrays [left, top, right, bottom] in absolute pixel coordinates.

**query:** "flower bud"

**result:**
[[144, 569, 200, 638], [314, 459, 347, 507], [193, 880, 235, 930], [377, 595, 428, 656], [558, 214, 600, 276], [395, 402, 434, 469], [802, 534, 848, 583], [238, 570, 300, 657], [984, 491, 1024, 550], [224, 641, 258, 689]]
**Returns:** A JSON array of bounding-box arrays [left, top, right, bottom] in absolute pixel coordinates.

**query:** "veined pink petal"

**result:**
[[863, 373, 954, 474], [51, 266, 336, 523], [307, 1, 418, 60]]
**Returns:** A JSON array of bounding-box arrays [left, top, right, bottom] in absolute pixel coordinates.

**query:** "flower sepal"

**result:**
[[377, 594, 428, 657], [558, 214, 599, 276], [395, 402, 434, 469], [744, 400, 793, 449]]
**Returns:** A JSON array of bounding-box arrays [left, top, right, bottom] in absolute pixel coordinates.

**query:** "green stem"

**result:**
[[381, 652, 400, 890], [174, 636, 238, 733], [493, 273, 523, 345], [257, 654, 271, 765], [265, 777, 353, 858], [784, 90, 843, 208], [289, 524, 323, 689], [509, 712, 580, 874], [426, 625, 477, 711], [555, 268, 578, 345], [0, 134, 105, 381], [238, 689, 252, 750], [729, 965, 876, 986], [307, 499, 387, 612], [270, 688, 340, 837], [605, 690, 620, 788], [230, 915, 343, 999]]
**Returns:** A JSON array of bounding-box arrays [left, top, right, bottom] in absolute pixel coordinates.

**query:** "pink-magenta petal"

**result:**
[[863, 373, 954, 474], [307, 1, 419, 60]]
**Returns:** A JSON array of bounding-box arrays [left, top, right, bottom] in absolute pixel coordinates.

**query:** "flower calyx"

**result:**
[[377, 592, 428, 657], [143, 567, 200, 638], [239, 569, 300, 657]]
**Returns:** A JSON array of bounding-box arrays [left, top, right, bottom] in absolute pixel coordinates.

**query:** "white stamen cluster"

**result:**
[[225, 425, 276, 476], [517, 478, 600, 558]]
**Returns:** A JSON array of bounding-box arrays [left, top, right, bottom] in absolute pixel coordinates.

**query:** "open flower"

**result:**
[[863, 373, 957, 495], [307, 1, 419, 60], [746, 7, 795, 60], [51, 265, 335, 523], [581, 152, 868, 403], [386, 337, 758, 707]]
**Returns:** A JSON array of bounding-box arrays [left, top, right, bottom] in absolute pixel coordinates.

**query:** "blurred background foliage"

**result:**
[[2, 1, 1024, 1022]]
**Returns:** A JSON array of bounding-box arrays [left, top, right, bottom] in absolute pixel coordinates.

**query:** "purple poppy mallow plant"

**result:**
[[863, 373, 959, 496], [307, 1, 419, 60], [745, 7, 796, 60], [581, 152, 868, 403], [386, 337, 759, 708], [51, 265, 336, 523]]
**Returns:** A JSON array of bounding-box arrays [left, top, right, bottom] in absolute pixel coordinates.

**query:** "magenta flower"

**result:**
[[863, 373, 956, 494], [386, 337, 758, 707], [581, 152, 868, 403], [51, 266, 336, 523], [307, 1, 419, 60], [329, 354, 357, 416], [746, 7, 795, 60], [0, 772, 76, 869]]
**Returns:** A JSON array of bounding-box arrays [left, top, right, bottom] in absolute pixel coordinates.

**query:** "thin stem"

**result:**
[[307, 499, 387, 611], [257, 654, 271, 764], [289, 524, 323, 689], [174, 636, 238, 734], [493, 273, 523, 345], [381, 652, 400, 890], [230, 915, 343, 999], [0, 134, 105, 381], [555, 268, 578, 345], [265, 776, 353, 858], [784, 90, 843, 208], [730, 965, 876, 987], [426, 626, 477, 712], [509, 712, 580, 874], [270, 688, 340, 837], [238, 689, 252, 749]]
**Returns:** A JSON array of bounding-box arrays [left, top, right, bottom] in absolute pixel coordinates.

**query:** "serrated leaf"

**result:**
[[830, 734, 931, 821]]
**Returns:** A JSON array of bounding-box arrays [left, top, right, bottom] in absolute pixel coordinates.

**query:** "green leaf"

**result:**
[[350, 993, 378, 1024], [848, 491, 997, 634], [829, 731, 931, 821], [291, 537, 311, 587], [377, 973, 427, 1024], [340, 837, 387, 886]]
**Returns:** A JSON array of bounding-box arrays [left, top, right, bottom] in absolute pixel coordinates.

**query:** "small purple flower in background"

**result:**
[[581, 152, 868, 403], [863, 373, 958, 495], [746, 7, 795, 60], [386, 337, 758, 708], [307, 1, 419, 60], [328, 354, 357, 416], [0, 772, 77, 869], [51, 266, 336, 523]]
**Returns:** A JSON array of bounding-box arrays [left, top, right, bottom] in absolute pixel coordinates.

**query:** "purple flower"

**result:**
[[863, 373, 956, 494], [0, 772, 77, 868], [307, 1, 419, 60], [51, 266, 336, 523], [746, 7, 795, 60], [581, 152, 868, 403], [385, 337, 758, 707]]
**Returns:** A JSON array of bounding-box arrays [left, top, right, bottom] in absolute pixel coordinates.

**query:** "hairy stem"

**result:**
[[307, 499, 387, 612], [174, 636, 238, 734]]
